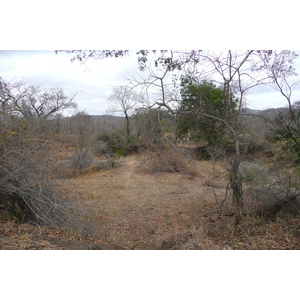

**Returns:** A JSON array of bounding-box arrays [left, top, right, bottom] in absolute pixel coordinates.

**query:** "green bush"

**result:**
[[97, 130, 141, 156], [97, 130, 127, 153]]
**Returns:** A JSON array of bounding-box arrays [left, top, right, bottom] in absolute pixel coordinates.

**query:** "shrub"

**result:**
[[0, 86, 85, 229], [239, 161, 268, 183], [246, 180, 300, 219], [0, 152, 79, 228], [92, 140, 108, 157], [139, 148, 195, 174], [194, 145, 225, 160], [97, 130, 127, 154], [70, 148, 94, 170], [97, 130, 142, 156]]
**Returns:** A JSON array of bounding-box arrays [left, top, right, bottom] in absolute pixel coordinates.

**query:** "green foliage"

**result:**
[[97, 129, 141, 156], [176, 78, 238, 146], [12, 209, 26, 222], [269, 103, 300, 165], [97, 129, 127, 154]]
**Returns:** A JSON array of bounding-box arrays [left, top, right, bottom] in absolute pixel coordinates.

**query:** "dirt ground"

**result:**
[[1, 142, 299, 250], [57, 154, 229, 249]]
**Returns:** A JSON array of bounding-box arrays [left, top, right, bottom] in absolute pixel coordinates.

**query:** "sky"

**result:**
[[1, 50, 300, 115], [0, 50, 143, 115]]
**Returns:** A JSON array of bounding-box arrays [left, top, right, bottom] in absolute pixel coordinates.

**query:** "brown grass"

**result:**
[[138, 148, 196, 175], [1, 140, 299, 250], [53, 152, 229, 249]]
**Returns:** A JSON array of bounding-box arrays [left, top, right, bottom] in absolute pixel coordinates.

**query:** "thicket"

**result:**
[[0, 78, 82, 228], [92, 108, 175, 158], [139, 147, 195, 175]]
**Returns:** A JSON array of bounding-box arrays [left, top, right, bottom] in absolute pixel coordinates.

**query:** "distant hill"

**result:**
[[258, 107, 290, 119], [54, 114, 126, 134], [243, 108, 262, 115], [55, 107, 292, 135], [89, 115, 125, 130], [242, 107, 291, 119]]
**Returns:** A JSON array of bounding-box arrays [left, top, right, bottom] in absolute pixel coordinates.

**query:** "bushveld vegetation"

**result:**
[[0, 50, 299, 250]]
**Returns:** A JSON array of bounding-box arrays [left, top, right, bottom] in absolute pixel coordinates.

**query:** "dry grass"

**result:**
[[0, 214, 110, 250], [1, 139, 299, 250], [137, 148, 196, 175], [54, 153, 229, 249]]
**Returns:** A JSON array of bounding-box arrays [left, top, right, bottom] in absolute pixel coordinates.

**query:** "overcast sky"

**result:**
[[0, 50, 144, 115], [1, 50, 300, 115]]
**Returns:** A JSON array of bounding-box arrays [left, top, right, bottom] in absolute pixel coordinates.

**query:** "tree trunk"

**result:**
[[125, 111, 131, 143], [230, 159, 243, 225]]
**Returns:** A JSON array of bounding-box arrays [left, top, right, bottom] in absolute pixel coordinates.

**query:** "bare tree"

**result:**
[[256, 50, 299, 114], [0, 90, 82, 228], [107, 85, 143, 142], [256, 51, 300, 164], [0, 77, 77, 121]]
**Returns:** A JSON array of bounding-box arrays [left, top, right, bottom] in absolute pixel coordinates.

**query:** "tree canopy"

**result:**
[[176, 78, 238, 146]]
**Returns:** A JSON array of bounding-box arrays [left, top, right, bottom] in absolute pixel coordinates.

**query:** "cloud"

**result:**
[[246, 89, 300, 110], [0, 50, 142, 115], [1, 50, 300, 114]]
